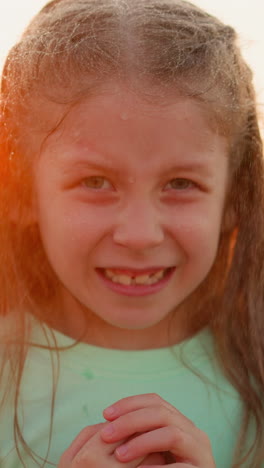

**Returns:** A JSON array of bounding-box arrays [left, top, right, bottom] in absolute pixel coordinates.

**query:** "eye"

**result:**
[[82, 176, 113, 190], [164, 178, 195, 190]]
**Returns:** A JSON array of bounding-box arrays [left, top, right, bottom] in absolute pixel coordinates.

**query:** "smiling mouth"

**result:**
[[99, 267, 173, 286]]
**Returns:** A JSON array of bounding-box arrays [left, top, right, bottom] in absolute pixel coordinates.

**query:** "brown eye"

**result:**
[[165, 178, 194, 190], [82, 176, 112, 190]]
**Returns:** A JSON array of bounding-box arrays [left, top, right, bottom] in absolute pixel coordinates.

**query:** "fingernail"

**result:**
[[104, 405, 116, 417], [101, 423, 115, 436], [116, 444, 128, 457]]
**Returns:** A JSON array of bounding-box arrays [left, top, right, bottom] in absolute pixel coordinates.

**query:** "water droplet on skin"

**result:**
[[128, 177, 135, 184], [73, 130, 81, 138]]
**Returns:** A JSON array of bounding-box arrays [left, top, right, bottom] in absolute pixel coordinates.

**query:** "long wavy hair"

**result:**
[[0, 0, 264, 466]]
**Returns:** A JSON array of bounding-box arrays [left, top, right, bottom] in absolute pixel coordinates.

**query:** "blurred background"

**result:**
[[0, 0, 263, 121]]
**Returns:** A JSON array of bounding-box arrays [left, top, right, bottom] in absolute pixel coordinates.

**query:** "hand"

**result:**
[[101, 393, 216, 468], [58, 421, 166, 467]]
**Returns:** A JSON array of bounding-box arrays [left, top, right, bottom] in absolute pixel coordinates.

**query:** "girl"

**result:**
[[0, 0, 263, 466]]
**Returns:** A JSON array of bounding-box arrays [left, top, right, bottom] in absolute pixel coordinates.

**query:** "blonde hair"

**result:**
[[0, 0, 264, 466]]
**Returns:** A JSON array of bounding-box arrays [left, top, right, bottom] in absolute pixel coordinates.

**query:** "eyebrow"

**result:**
[[55, 138, 217, 175], [58, 158, 215, 185], [59, 158, 122, 176], [159, 162, 214, 176]]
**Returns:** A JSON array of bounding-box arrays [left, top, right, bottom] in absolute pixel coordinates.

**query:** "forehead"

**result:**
[[33, 86, 229, 187], [54, 87, 217, 135], [26, 84, 228, 163]]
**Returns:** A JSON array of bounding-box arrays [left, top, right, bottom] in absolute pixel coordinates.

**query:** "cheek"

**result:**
[[37, 198, 113, 256], [60, 207, 114, 244], [170, 208, 223, 264]]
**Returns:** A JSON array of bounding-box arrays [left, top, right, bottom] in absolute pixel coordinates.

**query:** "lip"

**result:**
[[96, 267, 175, 297]]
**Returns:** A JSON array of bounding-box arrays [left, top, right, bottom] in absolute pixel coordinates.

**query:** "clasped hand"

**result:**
[[58, 393, 216, 467]]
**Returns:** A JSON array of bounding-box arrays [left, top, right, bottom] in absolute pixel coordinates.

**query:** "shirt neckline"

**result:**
[[31, 322, 214, 375]]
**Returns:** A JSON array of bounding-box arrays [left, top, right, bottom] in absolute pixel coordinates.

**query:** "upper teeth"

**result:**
[[104, 269, 167, 286]]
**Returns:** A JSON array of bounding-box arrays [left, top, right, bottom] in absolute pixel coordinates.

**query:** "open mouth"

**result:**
[[99, 267, 173, 286]]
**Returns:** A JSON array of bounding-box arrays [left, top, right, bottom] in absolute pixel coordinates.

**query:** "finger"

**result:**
[[114, 426, 214, 467], [102, 406, 173, 442], [101, 405, 197, 444], [138, 465, 196, 468], [73, 429, 149, 468], [103, 394, 195, 435], [140, 453, 167, 465], [58, 423, 107, 466], [104, 394, 177, 421]]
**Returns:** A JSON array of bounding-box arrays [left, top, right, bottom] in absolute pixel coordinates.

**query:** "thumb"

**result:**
[[58, 422, 107, 467]]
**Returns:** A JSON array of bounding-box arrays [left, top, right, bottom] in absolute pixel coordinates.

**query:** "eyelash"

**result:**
[[164, 178, 196, 191], [80, 176, 197, 192], [81, 176, 113, 190]]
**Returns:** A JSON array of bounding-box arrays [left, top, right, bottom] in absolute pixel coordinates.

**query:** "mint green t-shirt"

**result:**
[[0, 324, 254, 467]]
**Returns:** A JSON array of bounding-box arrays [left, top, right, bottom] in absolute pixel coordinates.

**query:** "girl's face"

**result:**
[[33, 86, 229, 349]]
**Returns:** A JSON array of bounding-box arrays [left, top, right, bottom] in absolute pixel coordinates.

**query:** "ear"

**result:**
[[221, 206, 237, 233], [22, 197, 38, 226], [22, 205, 38, 227], [9, 196, 38, 227]]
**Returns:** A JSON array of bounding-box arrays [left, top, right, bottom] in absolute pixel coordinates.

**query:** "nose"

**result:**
[[113, 199, 164, 251]]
